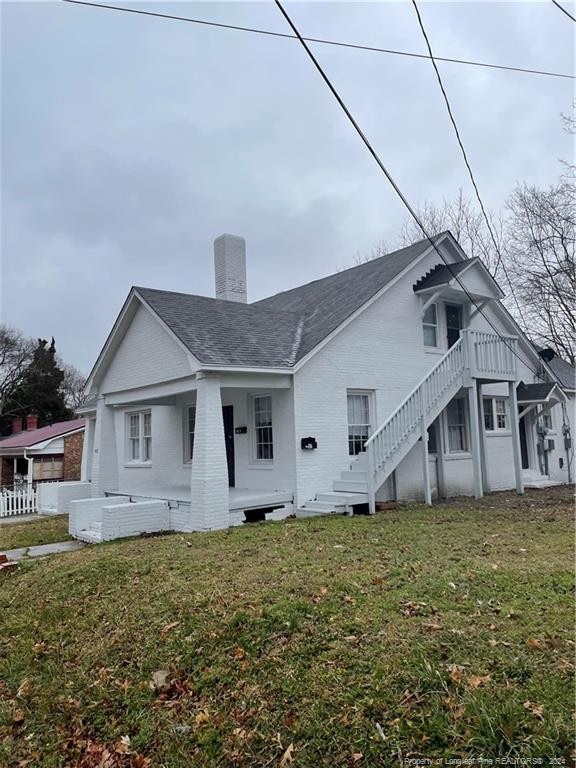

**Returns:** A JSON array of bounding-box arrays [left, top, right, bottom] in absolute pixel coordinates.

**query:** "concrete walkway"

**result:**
[[3, 540, 85, 561], [0, 514, 41, 525]]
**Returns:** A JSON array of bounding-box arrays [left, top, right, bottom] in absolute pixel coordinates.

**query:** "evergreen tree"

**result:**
[[7, 338, 72, 426]]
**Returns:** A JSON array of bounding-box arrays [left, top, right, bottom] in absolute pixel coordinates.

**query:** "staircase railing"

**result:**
[[468, 330, 517, 379], [365, 337, 465, 498], [364, 329, 518, 511]]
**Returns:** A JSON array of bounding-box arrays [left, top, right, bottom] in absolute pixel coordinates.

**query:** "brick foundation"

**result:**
[[63, 432, 84, 481]]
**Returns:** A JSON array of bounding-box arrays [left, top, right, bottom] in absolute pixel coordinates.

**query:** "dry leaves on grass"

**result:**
[[467, 674, 491, 688], [524, 701, 545, 721], [279, 742, 294, 766]]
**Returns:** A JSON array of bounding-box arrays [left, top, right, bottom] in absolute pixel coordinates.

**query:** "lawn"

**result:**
[[0, 514, 71, 551], [0, 487, 574, 767]]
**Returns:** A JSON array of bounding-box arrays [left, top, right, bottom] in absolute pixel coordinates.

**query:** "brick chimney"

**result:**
[[214, 234, 247, 303], [26, 414, 39, 431], [12, 417, 22, 434]]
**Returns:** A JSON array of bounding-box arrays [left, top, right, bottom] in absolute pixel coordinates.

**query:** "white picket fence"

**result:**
[[0, 486, 37, 517]]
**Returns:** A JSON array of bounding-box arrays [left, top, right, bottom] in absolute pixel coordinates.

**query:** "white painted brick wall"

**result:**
[[100, 303, 194, 393], [55, 481, 92, 514], [292, 247, 487, 506], [100, 501, 170, 540], [69, 496, 130, 536]]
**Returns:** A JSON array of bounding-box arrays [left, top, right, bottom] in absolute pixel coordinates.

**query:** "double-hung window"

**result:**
[[422, 304, 438, 348], [126, 410, 152, 463], [253, 395, 273, 460], [482, 397, 508, 432], [347, 392, 371, 456], [185, 405, 196, 462], [447, 398, 467, 452]]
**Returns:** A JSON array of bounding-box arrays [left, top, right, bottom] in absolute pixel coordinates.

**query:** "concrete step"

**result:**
[[332, 479, 369, 494], [340, 470, 368, 482], [295, 507, 341, 518], [76, 528, 102, 544], [303, 500, 339, 513], [316, 491, 367, 505], [350, 452, 368, 468]]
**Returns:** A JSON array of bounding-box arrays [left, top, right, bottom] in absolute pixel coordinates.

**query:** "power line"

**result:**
[[273, 0, 545, 382], [551, 0, 576, 22], [410, 0, 529, 330], [61, 0, 574, 80]]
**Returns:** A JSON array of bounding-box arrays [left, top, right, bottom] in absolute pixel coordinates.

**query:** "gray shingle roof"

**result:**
[[254, 235, 442, 361], [516, 382, 557, 403], [137, 287, 305, 367], [413, 259, 475, 292], [547, 356, 576, 390], [136, 234, 444, 368]]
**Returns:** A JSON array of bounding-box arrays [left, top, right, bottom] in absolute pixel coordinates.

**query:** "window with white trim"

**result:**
[[482, 397, 509, 432], [447, 398, 468, 452], [347, 392, 371, 456], [126, 410, 152, 463], [541, 409, 553, 430], [253, 395, 273, 460], [422, 304, 438, 347], [184, 405, 196, 462]]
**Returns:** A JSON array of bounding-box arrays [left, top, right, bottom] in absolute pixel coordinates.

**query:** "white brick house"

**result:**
[[73, 232, 575, 542]]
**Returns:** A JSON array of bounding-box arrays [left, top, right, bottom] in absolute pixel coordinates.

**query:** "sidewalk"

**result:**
[[0, 514, 41, 525], [3, 540, 85, 561]]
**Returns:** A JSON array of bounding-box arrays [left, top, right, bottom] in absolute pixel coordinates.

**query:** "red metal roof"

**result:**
[[0, 418, 85, 449]]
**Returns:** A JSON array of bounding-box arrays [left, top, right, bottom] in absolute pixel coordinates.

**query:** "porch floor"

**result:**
[[108, 486, 293, 512]]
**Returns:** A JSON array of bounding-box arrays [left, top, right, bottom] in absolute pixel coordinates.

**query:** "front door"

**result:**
[[445, 304, 463, 348], [222, 405, 235, 487]]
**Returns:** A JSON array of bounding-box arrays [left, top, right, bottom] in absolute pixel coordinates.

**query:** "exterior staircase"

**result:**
[[296, 453, 369, 517], [296, 330, 519, 518]]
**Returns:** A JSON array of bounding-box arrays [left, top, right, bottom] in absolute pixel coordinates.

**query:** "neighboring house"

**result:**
[[74, 232, 574, 542], [0, 416, 86, 487]]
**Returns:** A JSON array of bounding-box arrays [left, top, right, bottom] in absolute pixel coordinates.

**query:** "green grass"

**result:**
[[0, 487, 574, 767], [0, 515, 71, 551]]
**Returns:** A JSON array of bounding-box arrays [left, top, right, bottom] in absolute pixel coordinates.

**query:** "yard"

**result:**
[[0, 487, 574, 767], [0, 514, 70, 551]]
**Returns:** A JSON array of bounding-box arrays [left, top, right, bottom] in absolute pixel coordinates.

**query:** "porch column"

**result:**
[[80, 416, 94, 482], [90, 397, 119, 497], [467, 382, 483, 499], [189, 373, 229, 530], [509, 381, 524, 495], [421, 417, 432, 506], [477, 384, 490, 493]]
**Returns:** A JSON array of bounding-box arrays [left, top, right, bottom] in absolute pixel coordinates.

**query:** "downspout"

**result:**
[[23, 449, 34, 488]]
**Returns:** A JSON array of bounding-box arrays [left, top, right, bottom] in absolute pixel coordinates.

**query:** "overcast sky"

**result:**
[[1, 1, 573, 374]]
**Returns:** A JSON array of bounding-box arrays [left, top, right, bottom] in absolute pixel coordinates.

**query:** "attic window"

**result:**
[[422, 304, 437, 347]]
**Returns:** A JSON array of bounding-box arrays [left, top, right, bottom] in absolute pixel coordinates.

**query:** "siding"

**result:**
[[292, 246, 478, 505], [100, 303, 194, 394]]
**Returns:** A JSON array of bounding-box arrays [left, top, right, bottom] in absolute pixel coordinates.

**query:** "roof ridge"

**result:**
[[253, 232, 449, 307]]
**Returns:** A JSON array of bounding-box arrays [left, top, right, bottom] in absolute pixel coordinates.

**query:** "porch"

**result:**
[[107, 486, 294, 515], [80, 369, 296, 537]]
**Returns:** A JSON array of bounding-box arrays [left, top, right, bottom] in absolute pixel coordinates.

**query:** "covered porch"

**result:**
[[85, 369, 296, 533]]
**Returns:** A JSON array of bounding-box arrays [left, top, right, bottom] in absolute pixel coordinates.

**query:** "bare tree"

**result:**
[[506, 181, 575, 363], [560, 103, 575, 180], [398, 189, 505, 277], [352, 239, 391, 266], [0, 325, 34, 417], [59, 362, 87, 410]]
